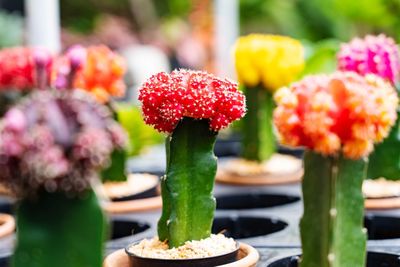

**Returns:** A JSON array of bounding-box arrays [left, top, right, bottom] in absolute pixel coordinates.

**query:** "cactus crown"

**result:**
[[274, 71, 398, 159], [53, 45, 126, 103], [0, 47, 53, 90], [139, 69, 246, 133], [338, 34, 400, 84], [0, 90, 127, 196], [234, 34, 305, 91]]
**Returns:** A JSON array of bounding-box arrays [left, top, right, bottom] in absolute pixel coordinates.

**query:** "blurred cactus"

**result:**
[[0, 90, 126, 196], [0, 90, 126, 267]]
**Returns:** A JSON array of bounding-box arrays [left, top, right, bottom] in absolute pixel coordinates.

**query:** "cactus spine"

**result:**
[[300, 151, 367, 267], [242, 85, 275, 162], [158, 118, 217, 248]]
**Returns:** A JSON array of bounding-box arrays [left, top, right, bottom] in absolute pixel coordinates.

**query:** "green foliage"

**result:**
[[301, 39, 340, 77], [158, 118, 217, 248], [101, 148, 127, 182], [368, 113, 400, 180], [0, 11, 23, 48], [115, 103, 163, 156], [300, 151, 367, 267], [242, 85, 275, 162], [12, 189, 106, 267]]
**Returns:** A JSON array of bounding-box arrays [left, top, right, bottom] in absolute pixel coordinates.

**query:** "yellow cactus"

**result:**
[[234, 34, 305, 91]]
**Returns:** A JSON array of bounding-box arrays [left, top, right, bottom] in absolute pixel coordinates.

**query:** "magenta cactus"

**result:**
[[0, 90, 127, 196], [337, 34, 400, 84]]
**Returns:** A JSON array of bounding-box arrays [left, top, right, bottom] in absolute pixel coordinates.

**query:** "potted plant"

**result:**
[[104, 69, 259, 267], [0, 89, 127, 267], [217, 34, 305, 185], [337, 34, 400, 208], [273, 71, 398, 266], [0, 46, 54, 239], [53, 45, 161, 213]]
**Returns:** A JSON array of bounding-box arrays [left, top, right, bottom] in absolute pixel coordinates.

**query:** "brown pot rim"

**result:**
[[0, 213, 15, 239], [365, 197, 400, 210], [216, 155, 303, 186], [103, 195, 162, 214], [103, 242, 259, 267]]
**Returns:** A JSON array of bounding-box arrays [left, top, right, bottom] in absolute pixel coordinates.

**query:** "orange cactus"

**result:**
[[274, 72, 398, 159], [73, 45, 126, 103]]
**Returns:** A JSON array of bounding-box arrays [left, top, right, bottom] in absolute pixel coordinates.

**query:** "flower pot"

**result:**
[[103, 243, 259, 267], [0, 214, 14, 239], [102, 174, 162, 214], [212, 216, 287, 239], [267, 252, 400, 267], [110, 218, 150, 240], [216, 154, 303, 185], [216, 193, 299, 210], [363, 179, 400, 209], [364, 214, 400, 240]]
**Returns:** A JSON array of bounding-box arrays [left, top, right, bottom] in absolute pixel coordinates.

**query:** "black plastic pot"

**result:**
[[267, 252, 400, 267], [110, 184, 158, 202], [110, 219, 150, 240], [216, 193, 300, 210], [125, 242, 239, 267], [212, 216, 288, 239], [365, 214, 400, 240], [0, 197, 13, 215]]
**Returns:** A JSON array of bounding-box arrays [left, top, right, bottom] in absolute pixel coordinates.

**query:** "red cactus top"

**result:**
[[274, 71, 398, 159], [139, 69, 246, 133]]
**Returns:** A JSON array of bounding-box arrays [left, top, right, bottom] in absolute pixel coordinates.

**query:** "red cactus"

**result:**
[[139, 69, 246, 133]]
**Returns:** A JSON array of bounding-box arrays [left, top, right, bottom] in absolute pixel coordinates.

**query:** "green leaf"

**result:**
[[301, 40, 340, 77], [12, 189, 107, 267]]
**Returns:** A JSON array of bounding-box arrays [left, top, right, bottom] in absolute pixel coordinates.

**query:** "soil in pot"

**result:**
[[364, 214, 400, 240], [125, 234, 239, 267], [267, 252, 400, 267], [216, 193, 300, 210], [110, 218, 150, 240], [212, 216, 288, 239]]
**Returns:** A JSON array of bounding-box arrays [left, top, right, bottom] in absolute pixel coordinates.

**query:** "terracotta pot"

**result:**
[[102, 174, 162, 214], [0, 213, 15, 238], [216, 154, 303, 185], [103, 243, 259, 267], [363, 179, 400, 209]]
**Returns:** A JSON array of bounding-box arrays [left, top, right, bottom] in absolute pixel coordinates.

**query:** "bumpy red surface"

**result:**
[[139, 69, 246, 133]]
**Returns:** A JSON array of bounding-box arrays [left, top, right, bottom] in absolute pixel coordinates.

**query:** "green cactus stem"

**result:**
[[242, 85, 275, 162], [368, 111, 400, 180], [12, 189, 107, 267], [300, 151, 367, 267], [158, 117, 217, 248]]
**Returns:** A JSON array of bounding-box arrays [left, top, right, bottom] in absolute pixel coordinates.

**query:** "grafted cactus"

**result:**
[[274, 72, 398, 267], [338, 34, 400, 180], [234, 34, 304, 162], [0, 90, 126, 267], [139, 69, 246, 247]]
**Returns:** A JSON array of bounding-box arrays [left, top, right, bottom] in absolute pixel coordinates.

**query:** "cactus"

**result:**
[[300, 151, 367, 267], [242, 85, 275, 162], [274, 72, 398, 267], [139, 70, 246, 248], [158, 118, 217, 247], [12, 189, 106, 267], [0, 90, 126, 267]]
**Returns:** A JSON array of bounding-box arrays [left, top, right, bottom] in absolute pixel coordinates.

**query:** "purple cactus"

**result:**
[[0, 90, 127, 196], [338, 34, 400, 84]]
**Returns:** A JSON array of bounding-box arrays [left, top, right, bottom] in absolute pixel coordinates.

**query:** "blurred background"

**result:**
[[0, 0, 399, 155]]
